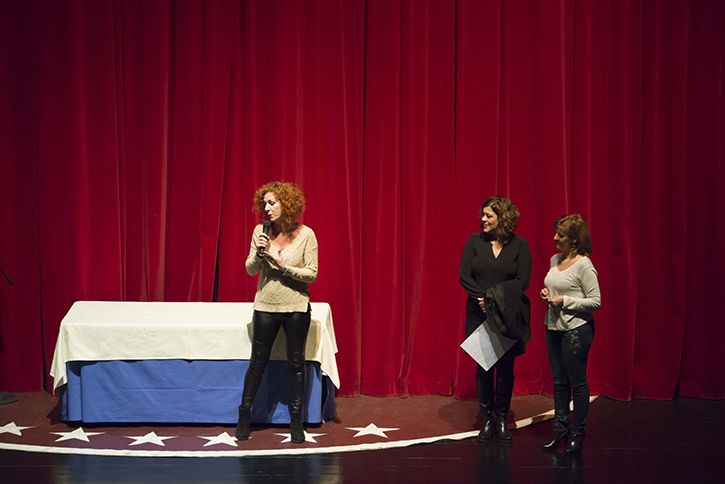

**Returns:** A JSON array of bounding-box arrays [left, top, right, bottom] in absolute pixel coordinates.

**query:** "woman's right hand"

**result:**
[[540, 288, 550, 301], [256, 232, 269, 255]]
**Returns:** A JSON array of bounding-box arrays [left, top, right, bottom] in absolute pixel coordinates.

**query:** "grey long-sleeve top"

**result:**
[[543, 254, 601, 331]]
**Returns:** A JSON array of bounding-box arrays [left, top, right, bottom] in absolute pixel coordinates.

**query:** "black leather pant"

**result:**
[[240, 308, 311, 416]]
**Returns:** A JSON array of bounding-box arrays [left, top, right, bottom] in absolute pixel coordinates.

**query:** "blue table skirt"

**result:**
[[59, 360, 335, 424]]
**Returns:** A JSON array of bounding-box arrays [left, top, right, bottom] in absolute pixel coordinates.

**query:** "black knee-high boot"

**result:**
[[288, 363, 306, 444], [285, 309, 310, 445], [236, 351, 267, 441], [235, 407, 251, 441], [476, 372, 495, 441], [494, 367, 515, 442]]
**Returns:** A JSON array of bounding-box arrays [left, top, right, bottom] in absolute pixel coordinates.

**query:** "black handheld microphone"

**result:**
[[258, 220, 271, 256]]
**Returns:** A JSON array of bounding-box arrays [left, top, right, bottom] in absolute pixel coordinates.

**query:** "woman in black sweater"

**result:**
[[460, 196, 532, 443]]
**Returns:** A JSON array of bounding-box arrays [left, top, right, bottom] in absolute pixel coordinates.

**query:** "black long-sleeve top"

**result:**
[[460, 232, 533, 322]]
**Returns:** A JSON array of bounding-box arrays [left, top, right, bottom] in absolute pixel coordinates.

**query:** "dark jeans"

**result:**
[[240, 308, 311, 415], [546, 321, 595, 435]]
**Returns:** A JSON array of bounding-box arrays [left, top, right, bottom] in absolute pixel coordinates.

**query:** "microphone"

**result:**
[[258, 221, 271, 256]]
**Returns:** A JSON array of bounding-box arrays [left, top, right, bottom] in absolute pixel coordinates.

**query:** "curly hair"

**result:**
[[253, 182, 305, 230], [553, 214, 592, 256], [480, 196, 520, 236]]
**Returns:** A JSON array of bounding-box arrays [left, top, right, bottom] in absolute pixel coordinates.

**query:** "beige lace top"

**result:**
[[245, 224, 318, 313]]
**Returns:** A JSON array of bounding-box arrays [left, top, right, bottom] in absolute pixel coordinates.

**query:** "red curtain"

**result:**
[[0, 0, 723, 400]]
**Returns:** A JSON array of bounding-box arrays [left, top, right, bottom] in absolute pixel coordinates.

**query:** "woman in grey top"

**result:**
[[540, 214, 601, 454]]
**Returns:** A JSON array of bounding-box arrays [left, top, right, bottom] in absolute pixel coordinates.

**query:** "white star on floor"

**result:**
[[199, 432, 238, 447], [0, 422, 35, 436], [124, 431, 176, 447], [51, 427, 104, 442], [346, 423, 400, 438], [275, 431, 326, 443]]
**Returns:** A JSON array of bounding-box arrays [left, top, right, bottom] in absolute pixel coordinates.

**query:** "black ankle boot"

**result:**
[[495, 415, 512, 442], [565, 432, 584, 454], [543, 428, 569, 450], [235, 407, 251, 441], [478, 414, 495, 442], [290, 414, 305, 444]]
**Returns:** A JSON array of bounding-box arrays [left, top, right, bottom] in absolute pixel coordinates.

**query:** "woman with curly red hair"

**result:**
[[460, 196, 532, 443], [236, 182, 318, 444]]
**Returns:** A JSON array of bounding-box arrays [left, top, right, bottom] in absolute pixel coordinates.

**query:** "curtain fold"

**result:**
[[33, 0, 125, 379], [569, 0, 643, 401], [0, 1, 43, 392], [398, 0, 456, 396], [0, 0, 723, 400], [114, 0, 173, 302], [635, 0, 690, 399], [679, 0, 725, 399], [361, 0, 404, 396]]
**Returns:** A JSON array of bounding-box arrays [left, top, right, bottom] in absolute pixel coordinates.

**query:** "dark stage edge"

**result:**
[[2, 396, 724, 484], [0, 391, 557, 457]]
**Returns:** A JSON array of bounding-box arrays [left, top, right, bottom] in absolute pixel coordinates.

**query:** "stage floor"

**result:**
[[2, 392, 724, 483], [0, 391, 556, 456]]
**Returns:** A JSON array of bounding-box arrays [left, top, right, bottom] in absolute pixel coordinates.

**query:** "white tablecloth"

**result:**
[[50, 301, 340, 391]]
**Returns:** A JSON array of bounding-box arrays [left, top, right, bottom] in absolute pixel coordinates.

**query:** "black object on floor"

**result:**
[[0, 393, 19, 406]]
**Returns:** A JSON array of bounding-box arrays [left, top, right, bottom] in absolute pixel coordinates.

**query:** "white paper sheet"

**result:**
[[460, 320, 517, 371]]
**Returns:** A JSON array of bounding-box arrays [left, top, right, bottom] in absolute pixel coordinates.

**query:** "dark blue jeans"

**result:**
[[546, 321, 595, 435]]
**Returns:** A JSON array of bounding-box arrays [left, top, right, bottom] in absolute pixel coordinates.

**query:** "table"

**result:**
[[50, 301, 339, 424]]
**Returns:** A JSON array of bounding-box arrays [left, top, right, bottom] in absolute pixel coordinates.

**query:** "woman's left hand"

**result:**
[[546, 295, 564, 307], [263, 248, 286, 271]]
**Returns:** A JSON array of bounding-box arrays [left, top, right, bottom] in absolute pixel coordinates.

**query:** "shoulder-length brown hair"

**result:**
[[481, 196, 520, 236], [253, 182, 305, 230], [553, 214, 592, 256]]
